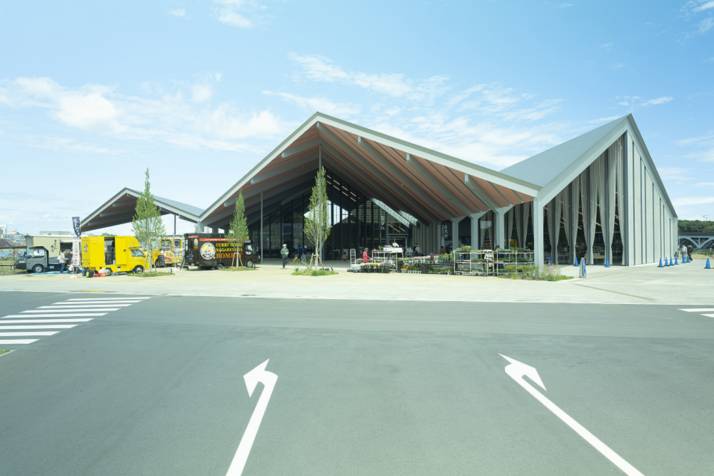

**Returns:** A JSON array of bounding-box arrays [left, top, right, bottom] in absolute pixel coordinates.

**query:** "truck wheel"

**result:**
[[133, 265, 144, 274], [246, 260, 255, 269], [32, 264, 45, 273]]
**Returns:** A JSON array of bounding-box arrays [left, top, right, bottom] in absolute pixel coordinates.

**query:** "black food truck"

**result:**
[[183, 233, 259, 269]]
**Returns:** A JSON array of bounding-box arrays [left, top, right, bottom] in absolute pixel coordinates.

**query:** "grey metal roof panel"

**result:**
[[124, 188, 203, 218], [500, 115, 629, 187]]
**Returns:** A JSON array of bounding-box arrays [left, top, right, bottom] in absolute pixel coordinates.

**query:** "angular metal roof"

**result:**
[[200, 112, 541, 228], [80, 187, 201, 232], [501, 115, 629, 187]]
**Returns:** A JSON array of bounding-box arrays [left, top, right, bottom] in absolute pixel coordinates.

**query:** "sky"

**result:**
[[1, 0, 713, 235]]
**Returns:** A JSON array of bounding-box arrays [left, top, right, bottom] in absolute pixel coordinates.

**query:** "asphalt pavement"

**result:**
[[1, 291, 713, 475]]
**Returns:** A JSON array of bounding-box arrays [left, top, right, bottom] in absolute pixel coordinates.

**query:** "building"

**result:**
[[81, 112, 677, 269]]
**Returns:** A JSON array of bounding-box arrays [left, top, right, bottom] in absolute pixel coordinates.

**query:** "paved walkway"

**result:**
[[1, 259, 712, 305]]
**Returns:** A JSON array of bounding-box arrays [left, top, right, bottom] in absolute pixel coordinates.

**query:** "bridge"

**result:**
[[679, 233, 714, 250]]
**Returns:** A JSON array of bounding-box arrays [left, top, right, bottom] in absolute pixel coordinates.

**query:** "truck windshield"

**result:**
[[130, 248, 145, 257]]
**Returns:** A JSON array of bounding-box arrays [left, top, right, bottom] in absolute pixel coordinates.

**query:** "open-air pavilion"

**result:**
[[80, 187, 202, 234], [82, 112, 677, 270]]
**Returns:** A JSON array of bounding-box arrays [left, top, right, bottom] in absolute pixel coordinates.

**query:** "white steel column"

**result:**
[[451, 217, 464, 249], [533, 198, 545, 272], [260, 191, 264, 262], [470, 212, 485, 248], [570, 179, 580, 264], [495, 206, 513, 249]]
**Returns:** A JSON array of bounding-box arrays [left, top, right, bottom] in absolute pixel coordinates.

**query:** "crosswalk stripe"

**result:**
[[680, 308, 714, 313], [66, 297, 150, 301], [0, 339, 37, 345], [0, 319, 93, 323], [0, 325, 77, 330], [3, 313, 106, 318], [0, 331, 59, 337], [49, 303, 133, 307], [30, 307, 120, 312]]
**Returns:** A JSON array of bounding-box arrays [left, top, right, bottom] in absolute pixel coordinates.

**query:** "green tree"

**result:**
[[132, 169, 165, 272], [229, 192, 249, 267], [304, 166, 332, 267]]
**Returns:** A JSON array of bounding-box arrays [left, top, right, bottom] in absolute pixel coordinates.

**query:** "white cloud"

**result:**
[[673, 196, 714, 206], [642, 96, 674, 106], [0, 76, 286, 152], [659, 166, 692, 184], [56, 89, 118, 129], [289, 53, 449, 100], [263, 90, 360, 117], [214, 0, 258, 28], [617, 95, 674, 108], [169, 8, 186, 17], [588, 115, 622, 125], [693, 0, 714, 12], [284, 53, 567, 169], [191, 83, 213, 103], [699, 17, 714, 32]]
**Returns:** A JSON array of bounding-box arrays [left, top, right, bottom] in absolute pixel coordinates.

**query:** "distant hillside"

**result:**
[[679, 220, 714, 234]]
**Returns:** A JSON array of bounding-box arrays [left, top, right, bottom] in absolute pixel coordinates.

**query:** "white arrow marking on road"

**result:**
[[499, 354, 643, 476], [226, 359, 278, 476]]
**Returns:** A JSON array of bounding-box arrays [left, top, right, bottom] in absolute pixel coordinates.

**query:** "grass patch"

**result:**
[[292, 267, 337, 276], [126, 271, 171, 278], [219, 266, 257, 271], [0, 348, 9, 356], [499, 265, 571, 281]]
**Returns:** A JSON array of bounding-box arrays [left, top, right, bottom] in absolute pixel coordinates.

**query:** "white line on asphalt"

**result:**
[[66, 297, 150, 301], [680, 308, 714, 313], [23, 308, 119, 313], [0, 319, 93, 323], [0, 339, 37, 345], [500, 354, 643, 476], [0, 331, 59, 337], [702, 314, 714, 318], [30, 307, 120, 312], [3, 313, 106, 318], [48, 302, 133, 307], [0, 325, 77, 330], [226, 359, 278, 476]]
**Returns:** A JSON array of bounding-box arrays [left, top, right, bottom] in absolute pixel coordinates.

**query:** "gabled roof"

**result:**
[[502, 113, 676, 217], [81, 187, 202, 232], [501, 115, 629, 187], [200, 112, 540, 227]]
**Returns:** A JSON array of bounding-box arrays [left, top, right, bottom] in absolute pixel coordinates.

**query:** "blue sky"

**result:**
[[1, 0, 713, 234]]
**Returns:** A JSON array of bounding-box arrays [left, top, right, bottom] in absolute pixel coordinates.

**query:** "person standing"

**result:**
[[361, 248, 369, 263], [280, 243, 289, 269], [57, 250, 66, 274]]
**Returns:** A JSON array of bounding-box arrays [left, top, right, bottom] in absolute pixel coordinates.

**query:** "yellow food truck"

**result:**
[[81, 236, 150, 276]]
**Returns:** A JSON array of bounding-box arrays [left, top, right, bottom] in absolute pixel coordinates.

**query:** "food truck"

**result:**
[[81, 236, 150, 276], [183, 233, 259, 269]]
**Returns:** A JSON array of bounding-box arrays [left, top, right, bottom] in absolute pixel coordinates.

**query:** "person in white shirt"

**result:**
[[57, 251, 66, 273]]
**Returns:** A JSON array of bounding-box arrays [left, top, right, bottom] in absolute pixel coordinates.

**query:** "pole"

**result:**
[[173, 214, 177, 236], [260, 192, 264, 262]]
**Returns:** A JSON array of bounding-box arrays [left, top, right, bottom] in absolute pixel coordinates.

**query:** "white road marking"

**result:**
[[66, 297, 150, 301], [0, 339, 38, 345], [3, 313, 107, 318], [680, 308, 714, 313], [48, 303, 133, 307], [0, 331, 59, 337], [702, 314, 714, 318], [0, 325, 77, 330], [226, 359, 278, 476], [0, 319, 93, 323], [500, 354, 643, 476], [23, 308, 119, 313]]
